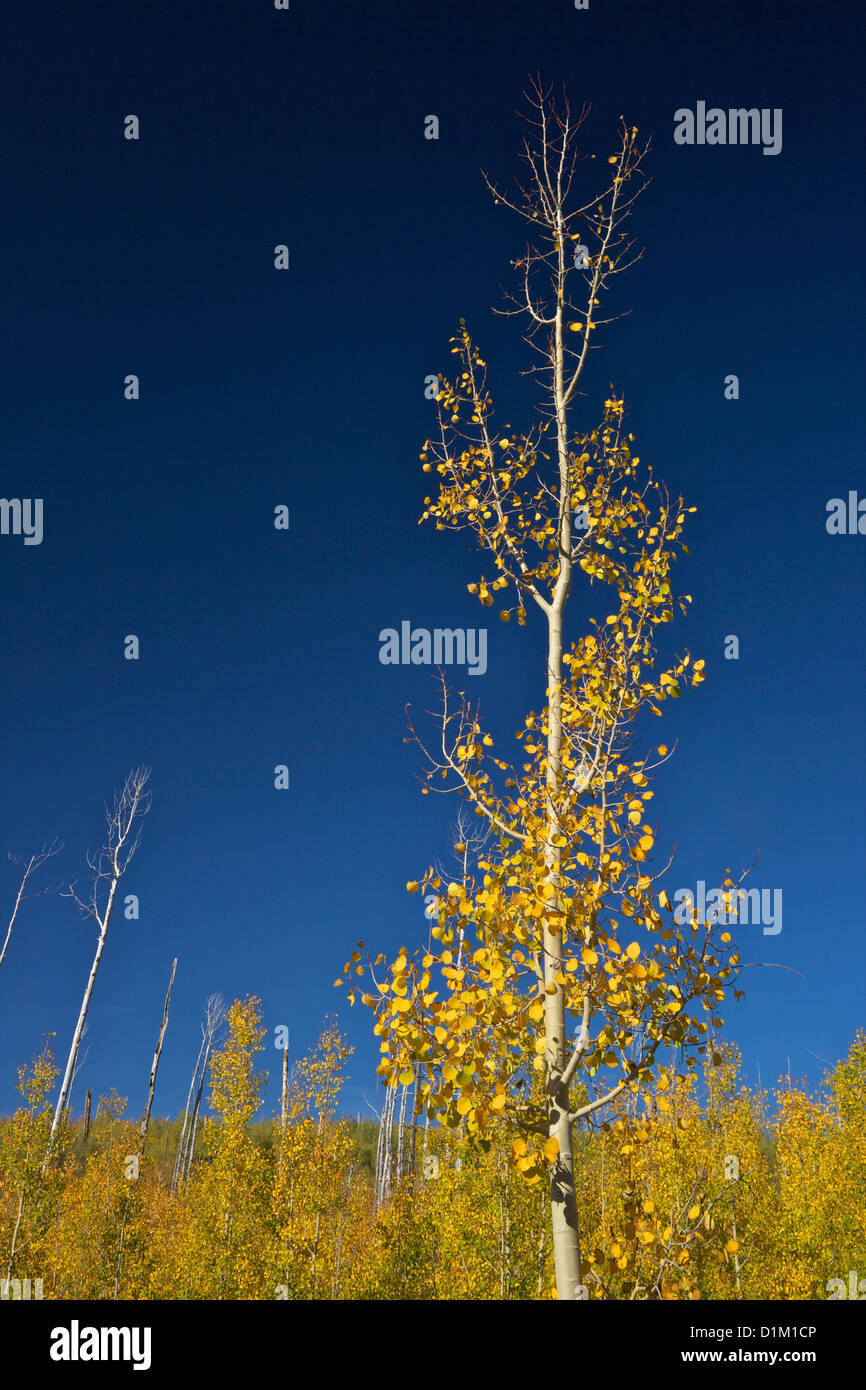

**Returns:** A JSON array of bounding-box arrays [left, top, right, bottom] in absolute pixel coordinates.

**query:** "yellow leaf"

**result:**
[[582, 948, 599, 966], [625, 942, 641, 960], [542, 1136, 559, 1162], [688, 1204, 701, 1221], [725, 1239, 739, 1254], [406, 881, 419, 893]]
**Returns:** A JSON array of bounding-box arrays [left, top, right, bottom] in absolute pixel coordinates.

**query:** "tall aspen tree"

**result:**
[[46, 767, 151, 1162], [343, 82, 743, 1299]]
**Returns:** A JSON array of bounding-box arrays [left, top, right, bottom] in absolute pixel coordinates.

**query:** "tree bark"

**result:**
[[48, 875, 120, 1155], [46, 768, 150, 1166], [542, 205, 583, 1300], [139, 958, 176, 1151]]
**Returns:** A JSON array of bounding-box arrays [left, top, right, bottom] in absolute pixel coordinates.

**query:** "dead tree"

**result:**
[[0, 840, 63, 976], [114, 957, 177, 1299], [64, 1033, 90, 1118], [177, 994, 224, 1190], [139, 958, 177, 1152], [172, 993, 224, 1194], [45, 767, 151, 1162]]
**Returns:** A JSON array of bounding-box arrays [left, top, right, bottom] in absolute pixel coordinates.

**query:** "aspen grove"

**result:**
[[1, 83, 862, 1307]]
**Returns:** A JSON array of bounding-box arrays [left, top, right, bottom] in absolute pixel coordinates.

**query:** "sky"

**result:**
[[0, 0, 863, 1126]]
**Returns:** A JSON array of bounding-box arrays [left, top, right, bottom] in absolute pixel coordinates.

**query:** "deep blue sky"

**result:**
[[1, 0, 863, 1124]]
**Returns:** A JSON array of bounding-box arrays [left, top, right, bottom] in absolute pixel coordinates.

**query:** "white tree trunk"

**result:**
[[48, 875, 119, 1153], [139, 958, 177, 1150]]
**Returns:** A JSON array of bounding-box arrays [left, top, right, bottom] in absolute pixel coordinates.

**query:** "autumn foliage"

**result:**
[[1, 1004, 863, 1300]]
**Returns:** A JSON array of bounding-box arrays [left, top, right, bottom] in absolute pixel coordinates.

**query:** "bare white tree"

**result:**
[[173, 992, 224, 1192], [0, 840, 64, 976], [65, 1033, 91, 1117], [45, 766, 152, 1162], [139, 957, 177, 1150]]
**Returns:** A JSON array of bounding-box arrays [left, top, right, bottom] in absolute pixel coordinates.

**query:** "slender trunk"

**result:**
[[83, 1090, 92, 1141], [183, 1040, 211, 1187], [541, 221, 583, 1300], [374, 1096, 385, 1207], [499, 1160, 511, 1299], [537, 1200, 548, 1300], [46, 874, 121, 1162], [723, 1125, 743, 1297], [7, 1191, 25, 1280], [0, 861, 34, 975], [383, 1085, 396, 1200], [311, 1209, 322, 1296], [281, 1047, 289, 1129], [172, 1035, 206, 1194], [376, 1085, 397, 1205], [115, 960, 177, 1301], [408, 1062, 422, 1185], [395, 1083, 408, 1184], [332, 1162, 353, 1301], [310, 1112, 326, 1296], [139, 958, 176, 1151], [730, 1201, 742, 1295]]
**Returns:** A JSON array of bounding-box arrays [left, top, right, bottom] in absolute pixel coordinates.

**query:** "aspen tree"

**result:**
[[172, 993, 224, 1194], [139, 958, 177, 1151], [46, 768, 151, 1163], [342, 81, 744, 1299], [0, 840, 63, 977]]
